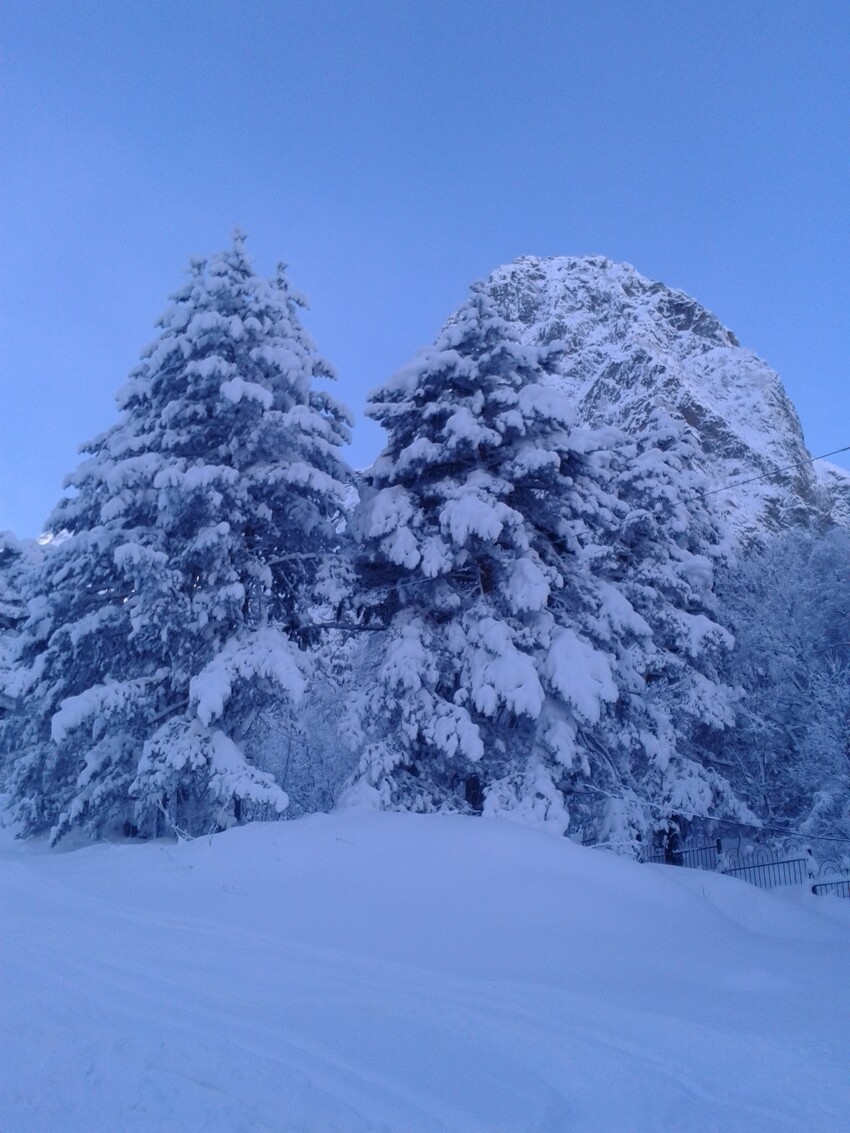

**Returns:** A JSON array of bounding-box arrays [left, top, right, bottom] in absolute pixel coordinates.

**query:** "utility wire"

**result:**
[[698, 444, 850, 499]]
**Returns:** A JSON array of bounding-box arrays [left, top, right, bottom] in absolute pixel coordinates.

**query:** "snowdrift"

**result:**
[[2, 809, 849, 1132]]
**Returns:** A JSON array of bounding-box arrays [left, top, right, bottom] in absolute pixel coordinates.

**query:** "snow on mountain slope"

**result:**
[[483, 256, 830, 535], [3, 809, 849, 1132], [815, 459, 850, 528]]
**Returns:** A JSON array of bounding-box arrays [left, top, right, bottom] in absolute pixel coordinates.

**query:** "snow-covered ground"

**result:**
[[3, 809, 849, 1132]]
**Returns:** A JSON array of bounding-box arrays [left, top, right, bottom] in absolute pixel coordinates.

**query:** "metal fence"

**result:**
[[643, 844, 719, 869], [638, 834, 850, 897], [812, 878, 850, 899], [673, 843, 719, 870], [723, 856, 809, 889]]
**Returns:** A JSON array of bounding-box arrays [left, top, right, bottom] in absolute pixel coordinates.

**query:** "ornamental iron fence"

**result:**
[[722, 855, 808, 889], [812, 878, 850, 898], [636, 831, 850, 896]]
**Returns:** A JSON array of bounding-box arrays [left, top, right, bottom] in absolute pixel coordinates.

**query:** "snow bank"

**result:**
[[2, 811, 848, 1131]]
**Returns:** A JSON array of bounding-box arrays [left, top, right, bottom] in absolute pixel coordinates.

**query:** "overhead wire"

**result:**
[[696, 443, 850, 499]]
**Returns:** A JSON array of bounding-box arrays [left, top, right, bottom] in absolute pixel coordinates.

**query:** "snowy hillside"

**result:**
[[3, 809, 849, 1132], [483, 256, 830, 534]]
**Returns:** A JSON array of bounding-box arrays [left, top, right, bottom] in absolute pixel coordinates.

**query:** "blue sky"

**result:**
[[2, 0, 848, 536]]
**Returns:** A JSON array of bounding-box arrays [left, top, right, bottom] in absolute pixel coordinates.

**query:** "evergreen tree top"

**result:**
[[49, 234, 352, 539], [366, 288, 569, 489]]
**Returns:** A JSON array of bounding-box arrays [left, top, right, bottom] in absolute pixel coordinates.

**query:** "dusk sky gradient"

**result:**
[[2, 0, 848, 536]]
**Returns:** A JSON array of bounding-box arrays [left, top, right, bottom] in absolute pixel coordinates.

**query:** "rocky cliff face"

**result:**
[[481, 255, 837, 536]]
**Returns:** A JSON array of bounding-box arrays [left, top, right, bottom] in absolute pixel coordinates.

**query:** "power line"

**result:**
[[699, 444, 850, 499]]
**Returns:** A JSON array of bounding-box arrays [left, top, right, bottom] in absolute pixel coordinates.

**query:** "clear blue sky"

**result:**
[[2, 0, 848, 537]]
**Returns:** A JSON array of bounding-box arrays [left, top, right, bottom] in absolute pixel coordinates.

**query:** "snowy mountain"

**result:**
[[482, 256, 835, 535]]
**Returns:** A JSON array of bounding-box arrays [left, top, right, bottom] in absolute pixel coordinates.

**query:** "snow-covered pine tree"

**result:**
[[346, 287, 583, 829], [568, 411, 746, 845], [0, 531, 33, 642], [2, 233, 352, 842], [0, 532, 40, 726], [717, 526, 850, 844], [346, 286, 743, 848]]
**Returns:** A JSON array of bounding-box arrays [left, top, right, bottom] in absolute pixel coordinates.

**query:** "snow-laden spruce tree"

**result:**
[[0, 532, 40, 726], [717, 526, 850, 844], [345, 286, 743, 847], [566, 411, 747, 844], [0, 532, 34, 643], [2, 233, 352, 841]]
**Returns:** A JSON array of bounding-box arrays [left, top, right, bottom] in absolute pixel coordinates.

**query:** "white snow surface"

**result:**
[[2, 809, 849, 1132]]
